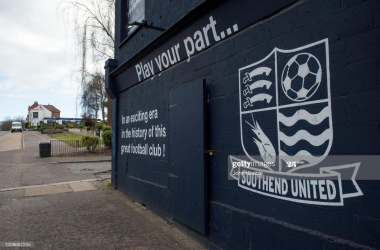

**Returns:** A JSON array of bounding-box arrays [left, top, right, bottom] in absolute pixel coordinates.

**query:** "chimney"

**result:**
[[34, 101, 38, 104]]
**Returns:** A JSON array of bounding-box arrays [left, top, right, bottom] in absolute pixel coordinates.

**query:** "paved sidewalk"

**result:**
[[0, 181, 204, 249], [51, 155, 111, 164], [0, 131, 111, 190], [0, 131, 205, 249], [0, 132, 22, 152]]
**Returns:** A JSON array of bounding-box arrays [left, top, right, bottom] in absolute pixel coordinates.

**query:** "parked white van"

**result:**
[[11, 122, 22, 133]]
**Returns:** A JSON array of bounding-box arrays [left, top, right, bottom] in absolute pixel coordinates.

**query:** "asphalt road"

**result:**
[[0, 131, 8, 137]]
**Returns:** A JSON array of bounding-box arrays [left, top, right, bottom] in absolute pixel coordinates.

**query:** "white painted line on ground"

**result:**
[[0, 178, 100, 192]]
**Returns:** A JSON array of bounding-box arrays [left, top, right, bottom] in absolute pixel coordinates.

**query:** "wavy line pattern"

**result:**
[[279, 150, 325, 167], [279, 106, 330, 127], [279, 128, 331, 147]]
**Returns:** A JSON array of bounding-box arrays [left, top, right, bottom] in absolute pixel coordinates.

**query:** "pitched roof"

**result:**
[[43, 105, 61, 113]]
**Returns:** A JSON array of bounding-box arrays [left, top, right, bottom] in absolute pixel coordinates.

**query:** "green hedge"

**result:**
[[95, 123, 105, 130], [102, 130, 112, 148], [82, 135, 99, 152]]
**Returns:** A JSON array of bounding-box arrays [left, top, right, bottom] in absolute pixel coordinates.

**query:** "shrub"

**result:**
[[67, 124, 74, 128], [95, 123, 105, 131], [78, 125, 84, 129], [54, 124, 64, 130], [42, 129, 63, 134], [102, 130, 112, 148], [82, 135, 100, 152], [103, 126, 111, 131]]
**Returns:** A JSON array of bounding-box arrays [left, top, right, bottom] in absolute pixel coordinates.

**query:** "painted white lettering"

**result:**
[[202, 24, 211, 46], [252, 175, 257, 188], [209, 16, 220, 42], [167, 47, 177, 65], [268, 176, 274, 193], [174, 43, 181, 61], [262, 175, 268, 191], [161, 52, 169, 68], [246, 173, 251, 186], [274, 177, 281, 194], [135, 64, 142, 81], [241, 172, 246, 184], [282, 178, 288, 195], [147, 60, 154, 76], [193, 30, 205, 51], [155, 56, 162, 72], [291, 179, 298, 196], [140, 62, 146, 79], [326, 180, 336, 200], [183, 36, 195, 59], [318, 180, 327, 200], [310, 180, 318, 199], [143, 64, 151, 78], [299, 180, 307, 198]]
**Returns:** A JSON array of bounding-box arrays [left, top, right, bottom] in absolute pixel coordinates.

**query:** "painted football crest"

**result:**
[[230, 39, 363, 206], [239, 39, 332, 172]]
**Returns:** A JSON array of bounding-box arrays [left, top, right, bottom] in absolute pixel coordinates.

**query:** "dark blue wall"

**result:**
[[108, 0, 380, 249]]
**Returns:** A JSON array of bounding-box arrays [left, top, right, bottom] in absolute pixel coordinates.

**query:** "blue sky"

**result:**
[[0, 0, 83, 121]]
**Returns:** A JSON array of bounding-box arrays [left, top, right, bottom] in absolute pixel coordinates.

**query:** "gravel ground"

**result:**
[[90, 179, 112, 190]]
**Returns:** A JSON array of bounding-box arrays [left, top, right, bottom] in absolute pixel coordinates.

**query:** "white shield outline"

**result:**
[[239, 38, 333, 173]]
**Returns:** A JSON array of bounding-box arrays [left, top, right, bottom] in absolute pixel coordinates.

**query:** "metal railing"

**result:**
[[50, 140, 111, 157]]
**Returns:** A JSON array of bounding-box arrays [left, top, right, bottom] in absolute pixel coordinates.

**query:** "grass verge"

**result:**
[[51, 131, 83, 146]]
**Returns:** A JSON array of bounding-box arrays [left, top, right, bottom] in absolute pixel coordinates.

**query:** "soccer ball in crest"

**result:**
[[281, 53, 322, 102]]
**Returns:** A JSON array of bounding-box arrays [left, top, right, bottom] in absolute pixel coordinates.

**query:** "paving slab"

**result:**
[[0, 132, 22, 152], [24, 184, 72, 197], [69, 182, 96, 192], [0, 188, 205, 249]]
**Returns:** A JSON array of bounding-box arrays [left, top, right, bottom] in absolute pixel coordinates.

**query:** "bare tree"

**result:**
[[81, 71, 109, 123], [58, 0, 114, 124]]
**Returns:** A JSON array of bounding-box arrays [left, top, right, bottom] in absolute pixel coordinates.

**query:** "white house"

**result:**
[[28, 101, 61, 126], [27, 101, 101, 126]]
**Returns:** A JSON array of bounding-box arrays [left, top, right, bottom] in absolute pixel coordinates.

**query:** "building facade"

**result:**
[[105, 1, 380, 249], [27, 102, 61, 126]]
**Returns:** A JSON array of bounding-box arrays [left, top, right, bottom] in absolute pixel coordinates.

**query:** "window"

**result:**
[[125, 0, 145, 39], [33, 112, 38, 118]]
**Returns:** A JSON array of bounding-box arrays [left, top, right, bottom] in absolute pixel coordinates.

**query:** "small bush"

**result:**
[[67, 124, 74, 128], [102, 130, 112, 148], [95, 123, 105, 131], [78, 125, 84, 129], [82, 135, 100, 152], [54, 124, 64, 130], [42, 129, 63, 134], [103, 126, 111, 131]]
